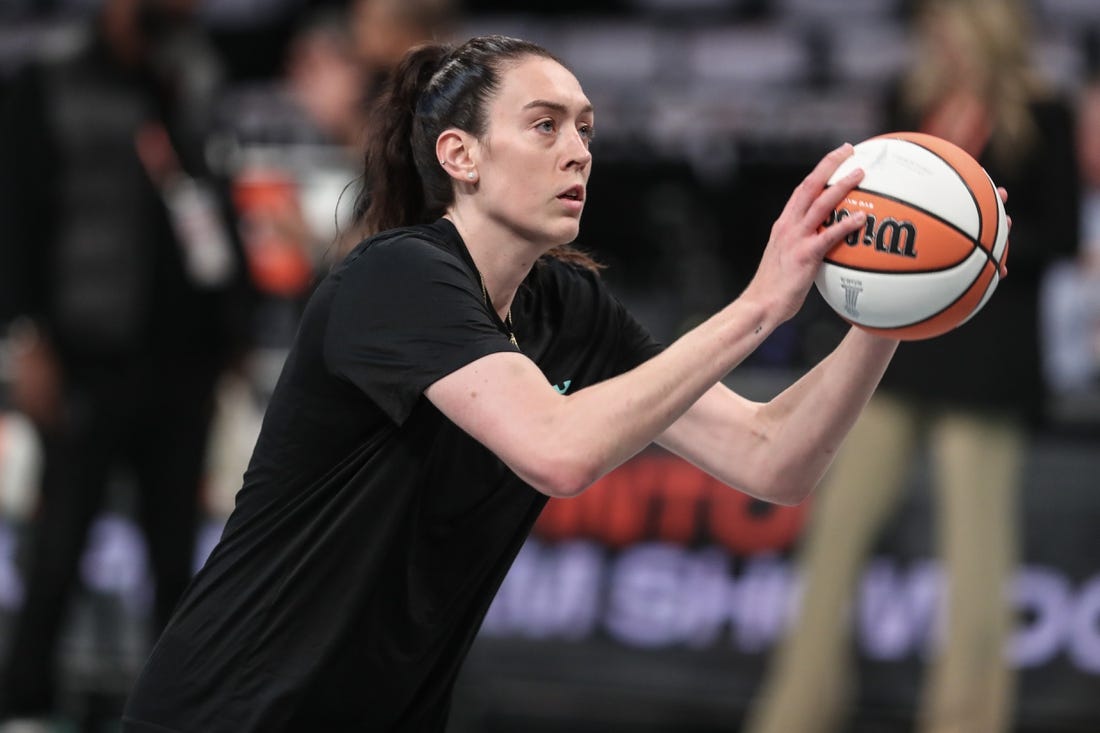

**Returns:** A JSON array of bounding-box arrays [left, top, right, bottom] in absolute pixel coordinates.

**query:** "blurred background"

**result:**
[[0, 0, 1099, 731]]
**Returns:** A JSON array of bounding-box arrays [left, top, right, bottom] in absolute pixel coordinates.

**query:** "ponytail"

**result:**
[[356, 43, 451, 236]]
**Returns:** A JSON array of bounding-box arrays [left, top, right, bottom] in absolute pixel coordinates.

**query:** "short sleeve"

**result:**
[[547, 260, 664, 376], [606, 286, 665, 375], [324, 237, 518, 424]]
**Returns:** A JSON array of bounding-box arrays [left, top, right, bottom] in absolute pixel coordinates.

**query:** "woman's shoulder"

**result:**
[[348, 222, 462, 266], [327, 222, 469, 291]]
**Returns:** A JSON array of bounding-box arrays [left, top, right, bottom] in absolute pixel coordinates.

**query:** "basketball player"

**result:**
[[122, 35, 904, 731]]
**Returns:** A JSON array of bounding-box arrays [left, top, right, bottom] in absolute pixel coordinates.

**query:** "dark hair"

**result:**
[[355, 35, 602, 271]]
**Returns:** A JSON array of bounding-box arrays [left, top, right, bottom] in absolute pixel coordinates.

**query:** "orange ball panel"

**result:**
[[823, 193, 975, 273]]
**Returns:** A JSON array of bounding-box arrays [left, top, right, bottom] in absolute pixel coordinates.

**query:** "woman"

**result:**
[[123, 35, 897, 731]]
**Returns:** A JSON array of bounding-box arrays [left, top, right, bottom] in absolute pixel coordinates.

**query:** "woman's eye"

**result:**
[[579, 125, 595, 142], [537, 120, 555, 133]]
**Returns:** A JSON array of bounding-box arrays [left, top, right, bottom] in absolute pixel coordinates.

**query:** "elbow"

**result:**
[[748, 461, 816, 507], [764, 484, 814, 507], [524, 453, 602, 499]]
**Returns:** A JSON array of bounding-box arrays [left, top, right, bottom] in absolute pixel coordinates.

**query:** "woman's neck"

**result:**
[[443, 211, 546, 320]]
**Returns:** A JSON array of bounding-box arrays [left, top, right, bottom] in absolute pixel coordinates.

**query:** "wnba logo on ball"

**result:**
[[824, 208, 918, 259], [840, 276, 863, 317]]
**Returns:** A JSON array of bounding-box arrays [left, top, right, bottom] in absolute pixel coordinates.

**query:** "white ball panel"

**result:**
[[828, 138, 981, 239], [814, 247, 987, 328]]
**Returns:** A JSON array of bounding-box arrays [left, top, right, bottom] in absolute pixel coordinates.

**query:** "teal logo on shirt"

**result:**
[[552, 380, 572, 394]]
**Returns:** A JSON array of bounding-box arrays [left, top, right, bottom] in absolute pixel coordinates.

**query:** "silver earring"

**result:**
[[466, 171, 476, 180]]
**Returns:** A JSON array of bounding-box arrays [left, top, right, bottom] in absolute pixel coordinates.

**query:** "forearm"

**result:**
[[550, 295, 783, 492], [756, 327, 898, 500]]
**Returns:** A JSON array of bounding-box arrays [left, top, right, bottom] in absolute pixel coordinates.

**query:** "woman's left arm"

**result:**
[[657, 327, 898, 505]]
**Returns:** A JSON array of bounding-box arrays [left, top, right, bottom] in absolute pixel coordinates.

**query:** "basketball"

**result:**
[[814, 132, 1009, 340]]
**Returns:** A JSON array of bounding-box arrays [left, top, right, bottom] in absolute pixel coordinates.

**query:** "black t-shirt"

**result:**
[[123, 218, 663, 732]]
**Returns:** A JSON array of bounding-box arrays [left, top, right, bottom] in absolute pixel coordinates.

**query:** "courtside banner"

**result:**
[[458, 443, 1100, 732], [0, 441, 1097, 731]]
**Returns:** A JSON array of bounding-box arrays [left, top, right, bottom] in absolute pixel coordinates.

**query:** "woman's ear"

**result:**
[[437, 129, 479, 184]]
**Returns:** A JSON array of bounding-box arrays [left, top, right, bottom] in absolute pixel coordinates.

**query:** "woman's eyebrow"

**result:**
[[523, 99, 594, 116]]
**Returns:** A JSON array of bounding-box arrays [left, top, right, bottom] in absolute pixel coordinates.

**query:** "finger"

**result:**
[[806, 167, 864, 231], [997, 186, 1008, 204], [785, 142, 855, 217], [998, 204, 1011, 278], [814, 209, 866, 254]]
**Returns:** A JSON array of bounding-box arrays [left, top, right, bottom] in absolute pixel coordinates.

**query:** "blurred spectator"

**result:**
[[221, 0, 460, 315], [286, 10, 368, 152], [227, 8, 370, 305], [746, 1, 1080, 732], [196, 0, 462, 518], [0, 0, 252, 723], [309, 0, 461, 258], [1040, 76, 1100, 402], [351, 0, 459, 103]]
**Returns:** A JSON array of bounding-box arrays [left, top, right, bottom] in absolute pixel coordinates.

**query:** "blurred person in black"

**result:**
[[0, 0, 252, 722], [746, 2, 1079, 732]]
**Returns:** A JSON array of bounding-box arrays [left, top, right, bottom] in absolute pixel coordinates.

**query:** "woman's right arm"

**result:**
[[425, 144, 868, 498]]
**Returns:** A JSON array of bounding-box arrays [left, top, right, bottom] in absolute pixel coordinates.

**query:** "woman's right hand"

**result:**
[[740, 143, 868, 324]]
